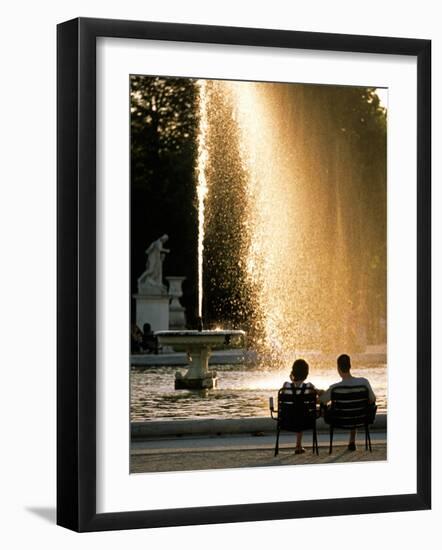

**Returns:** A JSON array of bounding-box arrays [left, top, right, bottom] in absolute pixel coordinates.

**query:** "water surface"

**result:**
[[130, 362, 387, 421]]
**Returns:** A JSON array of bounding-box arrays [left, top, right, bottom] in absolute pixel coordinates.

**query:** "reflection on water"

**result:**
[[130, 363, 387, 421]]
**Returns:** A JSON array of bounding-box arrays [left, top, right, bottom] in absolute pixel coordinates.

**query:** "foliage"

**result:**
[[130, 75, 198, 324]]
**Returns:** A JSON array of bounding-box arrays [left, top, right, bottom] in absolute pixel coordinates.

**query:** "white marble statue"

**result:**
[[144, 234, 170, 285]]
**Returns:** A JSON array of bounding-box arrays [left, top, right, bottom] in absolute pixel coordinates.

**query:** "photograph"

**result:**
[[129, 75, 388, 473], [0, 0, 434, 541]]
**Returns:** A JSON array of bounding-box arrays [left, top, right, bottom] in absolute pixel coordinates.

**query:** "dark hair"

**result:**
[[337, 354, 351, 373], [291, 359, 309, 382]]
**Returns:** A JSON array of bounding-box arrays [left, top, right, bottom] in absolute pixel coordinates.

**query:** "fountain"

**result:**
[[155, 79, 246, 390], [156, 329, 245, 389], [151, 79, 386, 389], [198, 81, 387, 364]]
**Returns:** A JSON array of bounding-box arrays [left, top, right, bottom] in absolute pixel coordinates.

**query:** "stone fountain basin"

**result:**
[[155, 330, 246, 351]]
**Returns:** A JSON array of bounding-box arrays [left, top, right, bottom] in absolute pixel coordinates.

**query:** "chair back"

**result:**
[[277, 384, 317, 432], [328, 385, 371, 429]]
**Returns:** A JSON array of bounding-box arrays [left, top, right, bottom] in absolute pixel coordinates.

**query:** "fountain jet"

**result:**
[[156, 79, 246, 390]]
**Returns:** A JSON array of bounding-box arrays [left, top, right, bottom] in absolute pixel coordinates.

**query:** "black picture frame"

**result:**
[[57, 17, 431, 532]]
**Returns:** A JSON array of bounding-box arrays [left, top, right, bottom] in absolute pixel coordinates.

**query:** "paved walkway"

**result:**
[[131, 432, 386, 473]]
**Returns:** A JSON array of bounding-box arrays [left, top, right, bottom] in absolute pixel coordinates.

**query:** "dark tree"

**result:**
[[130, 75, 199, 326]]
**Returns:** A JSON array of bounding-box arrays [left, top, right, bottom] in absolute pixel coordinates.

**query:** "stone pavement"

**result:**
[[130, 432, 387, 473]]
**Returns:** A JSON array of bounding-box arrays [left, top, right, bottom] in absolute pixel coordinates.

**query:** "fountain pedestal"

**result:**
[[175, 345, 217, 389], [155, 330, 246, 390]]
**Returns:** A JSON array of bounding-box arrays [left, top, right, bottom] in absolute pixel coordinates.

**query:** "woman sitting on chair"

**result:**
[[282, 359, 320, 454]]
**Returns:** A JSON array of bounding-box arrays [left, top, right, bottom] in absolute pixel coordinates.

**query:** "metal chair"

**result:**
[[270, 384, 319, 456], [324, 385, 377, 454]]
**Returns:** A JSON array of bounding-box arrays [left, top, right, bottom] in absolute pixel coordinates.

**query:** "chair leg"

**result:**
[[329, 426, 334, 454], [365, 427, 368, 450], [367, 427, 372, 452], [314, 427, 319, 455], [274, 427, 280, 457]]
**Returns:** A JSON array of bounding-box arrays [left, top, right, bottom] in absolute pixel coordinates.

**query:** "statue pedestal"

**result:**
[[135, 268, 170, 332], [134, 294, 169, 332]]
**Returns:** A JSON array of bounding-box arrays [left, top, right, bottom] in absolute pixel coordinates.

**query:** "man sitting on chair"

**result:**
[[320, 354, 376, 451]]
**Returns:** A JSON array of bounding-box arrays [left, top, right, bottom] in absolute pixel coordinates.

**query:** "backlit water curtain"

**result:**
[[196, 79, 209, 321], [195, 79, 386, 368]]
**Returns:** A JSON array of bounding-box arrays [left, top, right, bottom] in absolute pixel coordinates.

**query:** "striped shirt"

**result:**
[[282, 381, 316, 395]]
